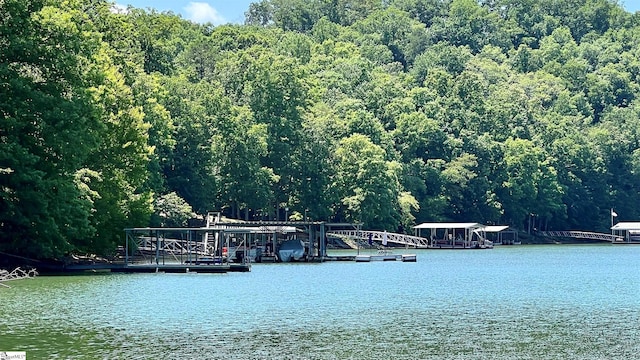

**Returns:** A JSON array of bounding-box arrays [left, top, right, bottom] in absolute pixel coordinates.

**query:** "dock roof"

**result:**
[[414, 222, 481, 229], [611, 222, 640, 230], [123, 225, 299, 233], [483, 225, 510, 232]]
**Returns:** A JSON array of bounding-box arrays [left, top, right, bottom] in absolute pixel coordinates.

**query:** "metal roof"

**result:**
[[124, 225, 298, 233], [482, 225, 510, 233], [611, 222, 640, 230], [413, 222, 481, 229]]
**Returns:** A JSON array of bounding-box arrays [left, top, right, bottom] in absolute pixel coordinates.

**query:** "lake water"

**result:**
[[1, 245, 639, 359]]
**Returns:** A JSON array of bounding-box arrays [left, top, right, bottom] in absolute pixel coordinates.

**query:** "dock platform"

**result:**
[[323, 255, 356, 261], [354, 253, 417, 262], [62, 262, 250, 273], [353, 248, 417, 262]]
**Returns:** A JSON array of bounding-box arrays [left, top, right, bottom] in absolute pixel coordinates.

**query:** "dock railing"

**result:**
[[327, 230, 430, 248], [539, 231, 617, 242]]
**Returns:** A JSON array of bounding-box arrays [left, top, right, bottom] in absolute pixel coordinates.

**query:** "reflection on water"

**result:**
[[1, 245, 639, 359]]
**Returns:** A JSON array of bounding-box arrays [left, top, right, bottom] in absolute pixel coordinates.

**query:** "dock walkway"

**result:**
[[539, 231, 617, 242], [328, 230, 429, 247]]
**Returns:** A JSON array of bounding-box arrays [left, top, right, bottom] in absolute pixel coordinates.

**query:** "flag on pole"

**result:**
[[611, 209, 618, 217]]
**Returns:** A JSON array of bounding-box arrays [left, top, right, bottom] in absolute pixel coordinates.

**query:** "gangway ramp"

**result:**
[[327, 230, 429, 248], [539, 231, 617, 242]]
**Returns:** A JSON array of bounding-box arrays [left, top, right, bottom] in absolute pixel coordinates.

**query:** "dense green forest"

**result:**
[[2, 0, 640, 259]]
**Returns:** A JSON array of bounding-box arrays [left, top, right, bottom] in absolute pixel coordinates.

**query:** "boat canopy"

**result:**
[[219, 225, 298, 234], [482, 225, 509, 233], [125, 225, 299, 234], [611, 222, 640, 231], [413, 222, 481, 229]]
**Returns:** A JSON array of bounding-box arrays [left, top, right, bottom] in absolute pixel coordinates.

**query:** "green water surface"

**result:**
[[1, 245, 639, 359]]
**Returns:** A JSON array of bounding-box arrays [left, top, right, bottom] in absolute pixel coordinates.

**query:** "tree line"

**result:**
[[2, 0, 640, 259]]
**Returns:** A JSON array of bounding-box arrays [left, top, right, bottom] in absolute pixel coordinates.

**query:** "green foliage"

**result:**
[[0, 0, 100, 258], [151, 192, 195, 227], [499, 138, 565, 227], [6, 0, 640, 259], [0, 0, 154, 258], [333, 134, 408, 230]]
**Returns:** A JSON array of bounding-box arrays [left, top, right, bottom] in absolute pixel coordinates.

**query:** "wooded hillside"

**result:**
[[2, 0, 640, 258]]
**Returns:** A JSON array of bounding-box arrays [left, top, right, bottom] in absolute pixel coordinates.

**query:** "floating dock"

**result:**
[[60, 262, 250, 273], [112, 263, 250, 273], [354, 253, 417, 262]]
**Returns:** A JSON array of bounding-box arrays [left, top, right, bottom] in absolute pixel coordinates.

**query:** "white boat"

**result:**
[[471, 239, 494, 249], [278, 239, 305, 262]]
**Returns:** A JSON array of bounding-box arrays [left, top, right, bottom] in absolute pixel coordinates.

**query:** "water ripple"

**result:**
[[1, 245, 639, 359]]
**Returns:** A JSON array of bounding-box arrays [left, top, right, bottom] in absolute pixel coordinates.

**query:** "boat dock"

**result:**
[[55, 217, 419, 273]]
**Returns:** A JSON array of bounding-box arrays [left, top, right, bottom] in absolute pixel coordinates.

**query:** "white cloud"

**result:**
[[110, 3, 129, 14], [184, 2, 227, 25]]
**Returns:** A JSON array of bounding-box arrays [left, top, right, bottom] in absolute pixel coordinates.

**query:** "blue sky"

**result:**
[[114, 0, 640, 25], [113, 1, 255, 24]]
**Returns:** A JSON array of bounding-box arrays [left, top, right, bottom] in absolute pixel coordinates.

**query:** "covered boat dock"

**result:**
[[610, 222, 640, 244], [123, 212, 365, 266], [413, 222, 496, 249], [483, 225, 519, 245]]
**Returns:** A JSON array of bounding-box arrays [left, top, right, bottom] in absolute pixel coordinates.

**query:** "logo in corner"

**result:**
[[0, 352, 26, 360]]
